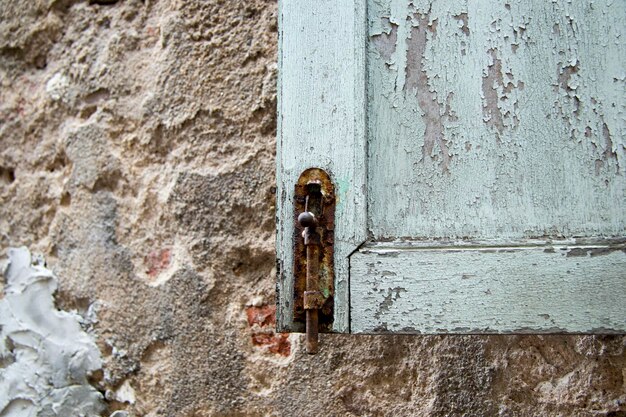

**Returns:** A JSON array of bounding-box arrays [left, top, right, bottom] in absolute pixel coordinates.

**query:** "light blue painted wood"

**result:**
[[353, 0, 626, 333], [351, 240, 626, 334], [367, 0, 626, 240], [278, 0, 626, 334], [276, 0, 367, 332]]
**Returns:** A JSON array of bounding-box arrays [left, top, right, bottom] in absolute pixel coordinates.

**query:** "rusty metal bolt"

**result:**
[[298, 211, 318, 228], [303, 291, 325, 310]]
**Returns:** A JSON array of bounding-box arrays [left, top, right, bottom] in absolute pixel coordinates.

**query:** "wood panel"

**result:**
[[367, 0, 626, 240], [276, 0, 367, 332], [351, 241, 626, 334], [352, 0, 626, 334]]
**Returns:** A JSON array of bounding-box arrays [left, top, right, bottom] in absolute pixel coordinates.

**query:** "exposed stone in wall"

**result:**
[[0, 1, 624, 416]]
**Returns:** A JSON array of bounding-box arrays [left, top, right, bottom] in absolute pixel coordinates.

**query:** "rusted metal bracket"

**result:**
[[293, 168, 335, 354]]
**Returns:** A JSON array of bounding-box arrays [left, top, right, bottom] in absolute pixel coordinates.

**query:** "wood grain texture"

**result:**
[[367, 0, 626, 240], [351, 241, 626, 334], [276, 0, 367, 332]]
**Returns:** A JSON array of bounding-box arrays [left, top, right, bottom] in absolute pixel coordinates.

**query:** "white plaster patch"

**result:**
[[0, 247, 105, 416], [45, 72, 70, 102], [107, 379, 136, 405], [535, 370, 576, 402], [247, 295, 265, 307]]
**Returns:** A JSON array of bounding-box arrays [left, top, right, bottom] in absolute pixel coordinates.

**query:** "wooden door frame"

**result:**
[[276, 0, 367, 333]]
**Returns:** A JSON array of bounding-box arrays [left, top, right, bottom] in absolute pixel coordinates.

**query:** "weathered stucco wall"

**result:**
[[0, 1, 624, 416]]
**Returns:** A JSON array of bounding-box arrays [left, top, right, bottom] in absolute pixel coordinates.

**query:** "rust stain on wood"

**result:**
[[292, 168, 335, 332]]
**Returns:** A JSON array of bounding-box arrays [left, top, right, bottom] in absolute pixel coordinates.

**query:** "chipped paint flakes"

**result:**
[[405, 11, 453, 171], [481, 48, 522, 140], [371, 18, 398, 64], [367, 0, 625, 240], [374, 286, 407, 320]]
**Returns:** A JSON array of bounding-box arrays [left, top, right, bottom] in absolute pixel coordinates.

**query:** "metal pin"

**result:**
[[299, 209, 321, 354]]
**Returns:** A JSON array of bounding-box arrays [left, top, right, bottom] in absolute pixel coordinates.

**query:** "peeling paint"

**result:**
[[0, 248, 104, 416], [352, 243, 626, 334], [405, 11, 452, 171], [374, 287, 407, 320], [371, 18, 398, 63], [482, 49, 506, 138], [454, 13, 469, 37], [367, 0, 625, 241]]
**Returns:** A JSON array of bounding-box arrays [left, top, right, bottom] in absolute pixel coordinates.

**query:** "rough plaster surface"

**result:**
[[0, 1, 624, 416]]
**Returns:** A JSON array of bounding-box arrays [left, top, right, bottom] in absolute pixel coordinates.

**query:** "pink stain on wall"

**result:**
[[145, 248, 172, 278], [246, 305, 291, 356]]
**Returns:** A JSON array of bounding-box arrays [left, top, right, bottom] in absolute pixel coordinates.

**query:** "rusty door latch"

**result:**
[[298, 208, 322, 353], [294, 168, 335, 354]]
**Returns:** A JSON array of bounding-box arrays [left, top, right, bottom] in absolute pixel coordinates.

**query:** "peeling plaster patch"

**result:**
[[371, 18, 398, 64], [143, 245, 183, 287], [251, 333, 291, 356], [45, 72, 70, 102], [405, 12, 452, 171], [132, 340, 171, 415], [0, 247, 105, 416], [145, 248, 172, 278], [246, 304, 276, 327], [106, 379, 136, 405], [535, 368, 585, 405], [141, 242, 192, 287]]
